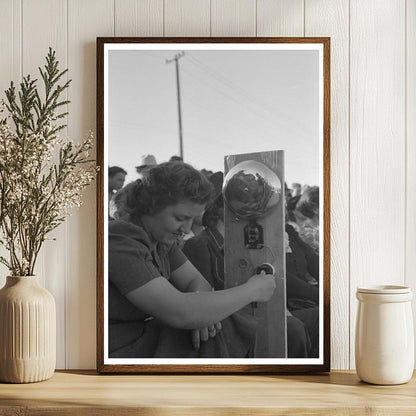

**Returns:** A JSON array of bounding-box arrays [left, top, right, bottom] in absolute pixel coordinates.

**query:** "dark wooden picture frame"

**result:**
[[97, 37, 330, 373]]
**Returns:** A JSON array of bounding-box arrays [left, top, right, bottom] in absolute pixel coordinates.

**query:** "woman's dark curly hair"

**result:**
[[286, 194, 301, 223], [201, 171, 224, 229], [121, 162, 213, 221], [202, 193, 224, 229], [296, 186, 319, 219]]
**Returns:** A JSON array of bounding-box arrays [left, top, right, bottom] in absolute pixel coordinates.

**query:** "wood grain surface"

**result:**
[[305, 0, 349, 372], [223, 150, 286, 358], [406, 0, 416, 368], [67, 0, 114, 370], [96, 38, 330, 373], [0, 371, 415, 415], [0, 0, 414, 371], [22, 0, 68, 369], [349, 0, 406, 369]]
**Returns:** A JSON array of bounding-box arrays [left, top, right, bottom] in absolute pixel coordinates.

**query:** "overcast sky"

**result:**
[[108, 46, 320, 187]]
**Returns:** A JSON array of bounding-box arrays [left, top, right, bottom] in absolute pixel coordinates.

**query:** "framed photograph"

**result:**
[[97, 37, 330, 373]]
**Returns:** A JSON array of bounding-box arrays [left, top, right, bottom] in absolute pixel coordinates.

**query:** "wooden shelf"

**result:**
[[0, 370, 415, 415]]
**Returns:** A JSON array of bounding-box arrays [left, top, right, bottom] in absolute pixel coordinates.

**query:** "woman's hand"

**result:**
[[192, 322, 222, 350], [247, 271, 277, 303]]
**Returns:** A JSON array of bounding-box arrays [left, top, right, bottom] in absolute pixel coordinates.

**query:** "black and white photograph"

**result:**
[[97, 38, 330, 373]]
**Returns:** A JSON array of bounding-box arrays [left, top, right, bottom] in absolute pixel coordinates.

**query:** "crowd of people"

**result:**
[[285, 184, 320, 357], [107, 155, 320, 359]]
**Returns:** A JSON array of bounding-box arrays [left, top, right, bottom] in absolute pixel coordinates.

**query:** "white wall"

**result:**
[[0, 0, 414, 370]]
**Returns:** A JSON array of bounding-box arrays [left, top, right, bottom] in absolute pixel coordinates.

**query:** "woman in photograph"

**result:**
[[295, 186, 319, 254], [108, 161, 276, 358], [183, 172, 313, 358], [285, 194, 320, 357]]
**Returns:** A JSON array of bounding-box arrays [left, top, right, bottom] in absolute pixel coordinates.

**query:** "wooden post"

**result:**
[[224, 150, 286, 358]]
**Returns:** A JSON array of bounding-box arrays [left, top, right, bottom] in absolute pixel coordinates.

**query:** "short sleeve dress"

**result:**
[[108, 218, 187, 357]]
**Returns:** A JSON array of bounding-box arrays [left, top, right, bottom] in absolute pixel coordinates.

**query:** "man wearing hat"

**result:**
[[135, 154, 157, 177]]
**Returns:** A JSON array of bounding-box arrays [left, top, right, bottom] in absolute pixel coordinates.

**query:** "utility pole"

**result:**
[[166, 51, 185, 160]]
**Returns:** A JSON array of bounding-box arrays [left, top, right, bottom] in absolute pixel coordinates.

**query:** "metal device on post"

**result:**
[[222, 160, 282, 249], [255, 263, 276, 275], [223, 160, 282, 308], [252, 263, 276, 308], [223, 152, 286, 358]]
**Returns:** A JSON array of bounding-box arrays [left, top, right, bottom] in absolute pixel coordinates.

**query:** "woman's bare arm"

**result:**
[[170, 260, 212, 293], [125, 273, 276, 330]]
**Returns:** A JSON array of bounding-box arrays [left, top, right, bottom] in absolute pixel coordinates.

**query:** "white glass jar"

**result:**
[[355, 285, 414, 385]]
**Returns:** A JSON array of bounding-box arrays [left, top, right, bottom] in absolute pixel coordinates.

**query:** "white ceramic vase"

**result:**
[[355, 285, 414, 385], [0, 276, 56, 383]]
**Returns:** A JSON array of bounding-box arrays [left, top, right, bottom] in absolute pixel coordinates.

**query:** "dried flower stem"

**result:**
[[0, 48, 97, 276]]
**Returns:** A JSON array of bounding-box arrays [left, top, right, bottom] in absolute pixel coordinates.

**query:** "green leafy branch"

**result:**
[[0, 48, 96, 276]]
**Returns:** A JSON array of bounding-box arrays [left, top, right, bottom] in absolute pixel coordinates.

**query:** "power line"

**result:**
[[179, 66, 311, 151], [185, 52, 314, 139]]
